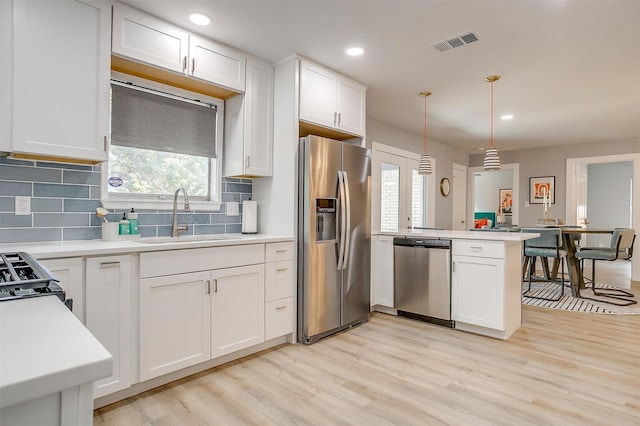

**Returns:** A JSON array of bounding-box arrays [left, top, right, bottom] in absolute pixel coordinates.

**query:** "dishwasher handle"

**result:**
[[393, 237, 451, 249]]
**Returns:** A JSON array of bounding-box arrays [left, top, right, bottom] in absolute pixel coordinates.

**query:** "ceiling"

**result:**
[[122, 0, 640, 153]]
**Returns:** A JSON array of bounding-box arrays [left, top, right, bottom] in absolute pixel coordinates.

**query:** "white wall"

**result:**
[[586, 161, 633, 247]]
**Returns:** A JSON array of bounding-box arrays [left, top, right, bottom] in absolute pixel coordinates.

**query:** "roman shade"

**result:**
[[111, 82, 217, 158]]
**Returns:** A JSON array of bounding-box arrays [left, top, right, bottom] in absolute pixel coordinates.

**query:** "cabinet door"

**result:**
[[0, 1, 11, 152], [243, 57, 273, 176], [40, 258, 84, 322], [189, 35, 246, 91], [85, 255, 132, 398], [265, 297, 294, 340], [451, 255, 504, 330], [374, 235, 395, 308], [112, 3, 189, 74], [139, 271, 211, 381], [336, 76, 366, 137], [211, 264, 265, 358], [299, 61, 337, 129], [12, 0, 109, 162]]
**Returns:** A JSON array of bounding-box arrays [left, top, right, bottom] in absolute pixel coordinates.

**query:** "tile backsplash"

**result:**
[[0, 158, 252, 243]]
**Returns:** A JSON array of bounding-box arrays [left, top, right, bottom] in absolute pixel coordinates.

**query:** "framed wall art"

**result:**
[[529, 176, 555, 204], [499, 188, 512, 214]]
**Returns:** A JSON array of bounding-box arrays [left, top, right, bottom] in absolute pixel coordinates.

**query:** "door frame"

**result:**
[[566, 153, 639, 281], [371, 141, 436, 233], [468, 163, 520, 228], [452, 163, 467, 231]]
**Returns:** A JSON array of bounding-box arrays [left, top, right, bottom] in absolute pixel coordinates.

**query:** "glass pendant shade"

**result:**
[[418, 154, 433, 175], [483, 147, 501, 171]]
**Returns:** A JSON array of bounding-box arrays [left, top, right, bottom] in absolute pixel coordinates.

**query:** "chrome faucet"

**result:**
[[172, 187, 191, 237]]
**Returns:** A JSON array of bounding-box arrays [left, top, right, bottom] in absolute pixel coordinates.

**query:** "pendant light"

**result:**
[[418, 91, 432, 175], [483, 75, 502, 171]]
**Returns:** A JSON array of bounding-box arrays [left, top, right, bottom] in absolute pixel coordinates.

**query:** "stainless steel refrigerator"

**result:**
[[298, 135, 371, 344]]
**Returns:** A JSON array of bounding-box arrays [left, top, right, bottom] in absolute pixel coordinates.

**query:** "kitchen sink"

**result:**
[[134, 234, 243, 244]]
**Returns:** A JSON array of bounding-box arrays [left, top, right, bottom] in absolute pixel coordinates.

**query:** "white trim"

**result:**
[[468, 163, 520, 228], [566, 152, 640, 281]]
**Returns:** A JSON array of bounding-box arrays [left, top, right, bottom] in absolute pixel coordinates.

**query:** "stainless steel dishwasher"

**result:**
[[393, 237, 453, 327]]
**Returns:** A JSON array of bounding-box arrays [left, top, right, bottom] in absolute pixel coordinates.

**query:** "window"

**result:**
[[102, 72, 224, 210], [372, 142, 436, 232]]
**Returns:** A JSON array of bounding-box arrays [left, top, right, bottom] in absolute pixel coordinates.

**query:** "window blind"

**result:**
[[111, 82, 217, 158]]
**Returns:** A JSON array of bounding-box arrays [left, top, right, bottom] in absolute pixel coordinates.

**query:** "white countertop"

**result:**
[[0, 297, 113, 409], [376, 229, 538, 241], [0, 234, 295, 260]]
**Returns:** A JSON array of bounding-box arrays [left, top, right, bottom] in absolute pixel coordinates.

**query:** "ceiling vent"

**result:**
[[432, 30, 482, 52]]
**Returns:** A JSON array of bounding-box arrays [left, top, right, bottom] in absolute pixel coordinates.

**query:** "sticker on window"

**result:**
[[108, 176, 123, 188]]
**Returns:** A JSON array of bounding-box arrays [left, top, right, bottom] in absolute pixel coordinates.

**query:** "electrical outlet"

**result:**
[[15, 196, 31, 215], [226, 202, 239, 216]]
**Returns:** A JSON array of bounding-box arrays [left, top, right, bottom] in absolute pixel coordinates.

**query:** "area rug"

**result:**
[[521, 281, 640, 314]]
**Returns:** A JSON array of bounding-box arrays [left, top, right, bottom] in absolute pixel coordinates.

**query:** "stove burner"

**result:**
[[0, 252, 68, 306]]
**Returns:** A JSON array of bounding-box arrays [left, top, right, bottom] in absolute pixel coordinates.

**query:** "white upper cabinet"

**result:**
[[299, 59, 366, 137], [10, 0, 110, 163], [112, 4, 246, 92], [224, 57, 274, 177], [0, 1, 11, 152]]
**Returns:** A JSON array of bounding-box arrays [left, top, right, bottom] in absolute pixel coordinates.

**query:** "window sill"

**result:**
[[101, 198, 222, 212]]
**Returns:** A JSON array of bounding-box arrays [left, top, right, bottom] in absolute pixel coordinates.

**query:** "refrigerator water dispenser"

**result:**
[[315, 198, 337, 242]]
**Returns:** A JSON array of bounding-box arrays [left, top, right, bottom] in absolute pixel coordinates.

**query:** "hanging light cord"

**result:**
[[424, 94, 428, 154], [490, 79, 494, 148]]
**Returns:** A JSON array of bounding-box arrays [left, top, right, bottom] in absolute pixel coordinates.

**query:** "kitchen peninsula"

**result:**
[[373, 229, 538, 340]]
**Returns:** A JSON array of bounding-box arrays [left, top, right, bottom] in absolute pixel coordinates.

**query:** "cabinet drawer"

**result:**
[[452, 240, 504, 259], [265, 241, 295, 262], [265, 260, 295, 301], [265, 297, 294, 340], [140, 244, 264, 278]]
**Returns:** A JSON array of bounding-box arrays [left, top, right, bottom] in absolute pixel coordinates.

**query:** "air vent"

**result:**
[[432, 30, 482, 52]]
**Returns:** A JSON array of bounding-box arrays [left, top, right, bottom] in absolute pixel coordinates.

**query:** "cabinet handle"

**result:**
[[337, 112, 341, 126], [276, 268, 288, 272], [99, 261, 120, 268], [470, 246, 482, 251], [206, 280, 211, 294], [452, 261, 455, 272], [103, 135, 108, 151], [191, 58, 196, 74], [333, 112, 337, 126], [182, 56, 187, 74], [276, 305, 287, 311], [213, 278, 218, 293], [276, 249, 288, 253], [245, 156, 250, 167]]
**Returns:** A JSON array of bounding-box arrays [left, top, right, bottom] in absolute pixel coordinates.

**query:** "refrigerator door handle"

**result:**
[[342, 170, 351, 270], [337, 170, 347, 270]]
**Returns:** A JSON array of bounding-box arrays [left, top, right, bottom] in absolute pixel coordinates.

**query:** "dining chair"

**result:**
[[521, 228, 567, 301], [575, 228, 637, 306]]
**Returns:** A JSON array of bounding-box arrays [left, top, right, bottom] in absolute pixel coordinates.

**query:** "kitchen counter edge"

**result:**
[[0, 235, 295, 259], [375, 229, 539, 241]]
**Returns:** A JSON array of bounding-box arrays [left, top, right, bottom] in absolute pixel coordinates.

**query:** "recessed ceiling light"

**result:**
[[501, 114, 514, 120], [189, 12, 211, 26], [346, 47, 364, 56]]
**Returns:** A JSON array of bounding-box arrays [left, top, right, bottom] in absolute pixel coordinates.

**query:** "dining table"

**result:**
[[555, 227, 614, 297]]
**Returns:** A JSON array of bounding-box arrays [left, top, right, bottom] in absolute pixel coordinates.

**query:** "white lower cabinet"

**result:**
[[139, 271, 211, 382], [85, 255, 132, 398], [264, 242, 296, 340], [451, 240, 522, 339], [452, 255, 504, 329], [371, 235, 395, 308], [40, 257, 84, 322], [211, 264, 265, 358]]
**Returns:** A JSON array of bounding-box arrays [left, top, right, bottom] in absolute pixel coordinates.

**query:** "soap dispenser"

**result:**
[[128, 208, 139, 234]]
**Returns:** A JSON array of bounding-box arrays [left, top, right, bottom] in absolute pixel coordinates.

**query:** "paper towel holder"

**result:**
[[242, 200, 258, 234]]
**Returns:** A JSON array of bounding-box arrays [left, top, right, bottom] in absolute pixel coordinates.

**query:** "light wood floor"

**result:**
[[95, 263, 640, 426]]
